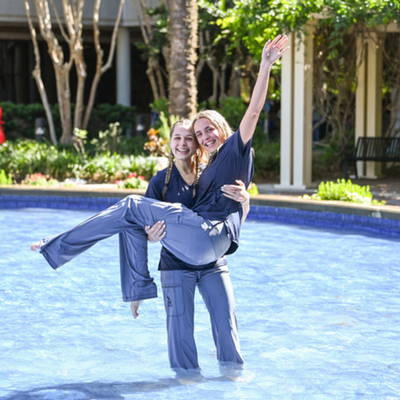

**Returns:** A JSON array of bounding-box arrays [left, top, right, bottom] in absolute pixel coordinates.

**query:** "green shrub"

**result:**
[[306, 179, 386, 205], [253, 141, 280, 180], [0, 140, 87, 181], [116, 136, 148, 156], [65, 153, 158, 182], [150, 98, 169, 117], [0, 102, 61, 140], [213, 97, 276, 177], [89, 122, 122, 155], [0, 139, 158, 183], [0, 169, 12, 185], [213, 97, 247, 130], [157, 112, 180, 142], [74, 124, 147, 158], [88, 103, 136, 139], [247, 182, 259, 195], [0, 102, 136, 142]]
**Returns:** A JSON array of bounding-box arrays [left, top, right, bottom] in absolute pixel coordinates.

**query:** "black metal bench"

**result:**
[[345, 137, 400, 179]]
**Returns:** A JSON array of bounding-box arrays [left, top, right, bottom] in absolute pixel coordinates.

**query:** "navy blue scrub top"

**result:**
[[192, 129, 254, 254], [145, 165, 227, 271]]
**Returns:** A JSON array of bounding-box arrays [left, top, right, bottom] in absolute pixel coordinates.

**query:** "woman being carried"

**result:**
[[31, 35, 288, 288]]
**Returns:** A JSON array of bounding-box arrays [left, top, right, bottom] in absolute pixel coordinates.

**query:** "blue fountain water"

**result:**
[[1, 208, 399, 399]]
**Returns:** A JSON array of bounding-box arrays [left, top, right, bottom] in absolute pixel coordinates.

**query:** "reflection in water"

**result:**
[[2, 375, 239, 400]]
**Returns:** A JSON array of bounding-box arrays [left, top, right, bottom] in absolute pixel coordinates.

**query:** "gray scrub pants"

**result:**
[[161, 265, 243, 370], [39, 195, 232, 275]]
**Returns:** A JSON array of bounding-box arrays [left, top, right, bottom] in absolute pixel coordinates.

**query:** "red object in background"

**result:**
[[0, 107, 5, 144]]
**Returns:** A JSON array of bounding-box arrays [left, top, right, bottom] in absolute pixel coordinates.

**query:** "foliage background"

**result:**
[[2, 1, 400, 182]]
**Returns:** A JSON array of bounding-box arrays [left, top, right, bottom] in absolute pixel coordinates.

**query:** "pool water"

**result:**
[[1, 208, 400, 399]]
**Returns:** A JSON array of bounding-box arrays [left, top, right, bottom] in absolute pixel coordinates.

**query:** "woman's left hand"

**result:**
[[221, 180, 250, 205], [30, 241, 41, 251], [145, 221, 166, 242], [131, 300, 143, 319]]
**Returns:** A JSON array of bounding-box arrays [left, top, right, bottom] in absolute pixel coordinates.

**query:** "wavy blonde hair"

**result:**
[[192, 110, 234, 144], [192, 110, 234, 165]]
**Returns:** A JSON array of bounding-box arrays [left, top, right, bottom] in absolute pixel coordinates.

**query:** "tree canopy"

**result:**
[[211, 0, 400, 60]]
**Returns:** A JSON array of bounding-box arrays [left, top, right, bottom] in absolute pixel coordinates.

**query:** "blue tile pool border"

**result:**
[[0, 194, 119, 212], [1, 193, 400, 238], [246, 204, 400, 237]]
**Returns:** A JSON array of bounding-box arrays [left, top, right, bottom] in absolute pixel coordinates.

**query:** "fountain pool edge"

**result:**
[[1, 187, 400, 237]]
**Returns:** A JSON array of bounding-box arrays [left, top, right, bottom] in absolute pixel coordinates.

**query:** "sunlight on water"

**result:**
[[0, 208, 399, 399]]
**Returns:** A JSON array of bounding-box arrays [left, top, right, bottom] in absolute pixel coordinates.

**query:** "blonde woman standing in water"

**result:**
[[123, 119, 249, 372]]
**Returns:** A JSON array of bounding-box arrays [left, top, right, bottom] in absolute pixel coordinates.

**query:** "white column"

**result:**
[[293, 27, 313, 188], [278, 33, 294, 187], [355, 36, 367, 178], [275, 24, 314, 190], [366, 32, 382, 177], [116, 27, 131, 106], [354, 33, 383, 178]]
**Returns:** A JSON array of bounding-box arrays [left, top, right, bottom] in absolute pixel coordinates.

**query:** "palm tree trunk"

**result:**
[[167, 0, 198, 118]]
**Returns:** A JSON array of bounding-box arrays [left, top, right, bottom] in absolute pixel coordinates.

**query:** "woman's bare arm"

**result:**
[[240, 35, 289, 146]]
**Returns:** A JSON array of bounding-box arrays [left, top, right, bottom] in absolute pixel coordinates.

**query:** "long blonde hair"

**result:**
[[162, 119, 203, 200], [192, 109, 234, 166], [192, 110, 234, 143]]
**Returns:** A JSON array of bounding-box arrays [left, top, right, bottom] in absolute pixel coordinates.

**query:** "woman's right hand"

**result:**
[[221, 180, 251, 223], [145, 221, 166, 242], [221, 180, 250, 205]]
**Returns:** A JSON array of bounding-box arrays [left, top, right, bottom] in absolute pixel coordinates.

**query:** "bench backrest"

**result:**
[[355, 137, 400, 161]]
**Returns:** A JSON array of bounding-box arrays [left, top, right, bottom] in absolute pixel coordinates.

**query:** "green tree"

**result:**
[[216, 1, 400, 160], [24, 0, 125, 144], [217, 1, 400, 59]]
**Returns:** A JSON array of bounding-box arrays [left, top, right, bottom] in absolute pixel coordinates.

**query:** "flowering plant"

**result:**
[[22, 173, 59, 186], [115, 172, 148, 190], [143, 128, 168, 157]]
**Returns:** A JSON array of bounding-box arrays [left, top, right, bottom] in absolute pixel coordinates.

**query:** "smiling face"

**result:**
[[169, 125, 198, 162], [193, 118, 222, 155]]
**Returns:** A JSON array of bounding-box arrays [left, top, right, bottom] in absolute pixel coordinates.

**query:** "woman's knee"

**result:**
[[126, 194, 141, 201]]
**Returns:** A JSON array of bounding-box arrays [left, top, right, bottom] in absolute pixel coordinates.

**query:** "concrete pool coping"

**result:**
[[1, 185, 400, 236]]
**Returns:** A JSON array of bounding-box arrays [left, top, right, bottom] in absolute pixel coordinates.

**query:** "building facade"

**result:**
[[0, 1, 157, 112]]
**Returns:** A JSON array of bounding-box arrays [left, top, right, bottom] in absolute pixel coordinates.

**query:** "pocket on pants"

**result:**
[[162, 284, 184, 317]]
